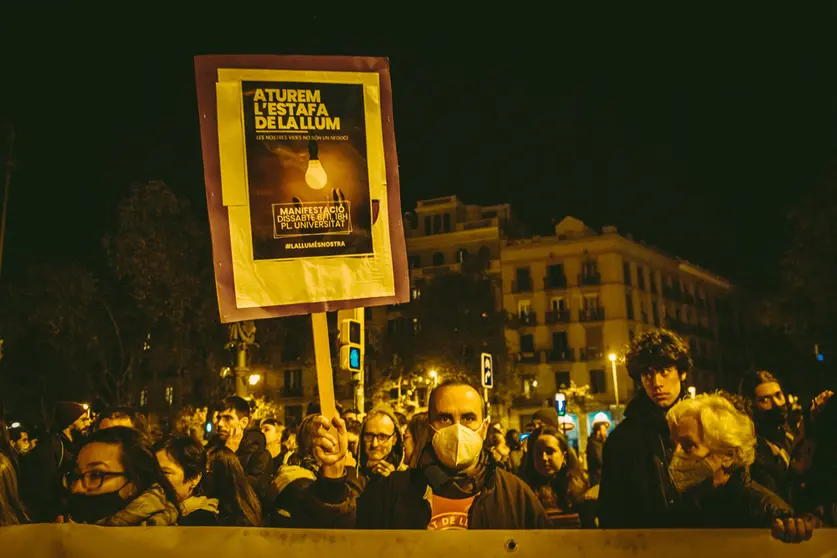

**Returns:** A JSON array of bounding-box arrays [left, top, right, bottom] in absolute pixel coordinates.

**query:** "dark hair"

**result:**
[[625, 329, 692, 381], [260, 418, 282, 428], [0, 452, 28, 526], [96, 407, 148, 433], [343, 408, 360, 417], [220, 396, 251, 419], [344, 419, 362, 436], [205, 447, 261, 526], [520, 426, 588, 510], [717, 390, 753, 416], [154, 435, 207, 483], [523, 423, 536, 434], [82, 427, 179, 511], [485, 430, 505, 450], [405, 412, 433, 469], [506, 429, 521, 451], [305, 401, 320, 415], [393, 412, 408, 427], [740, 370, 782, 400], [428, 378, 486, 421], [280, 426, 297, 445], [0, 412, 14, 463]]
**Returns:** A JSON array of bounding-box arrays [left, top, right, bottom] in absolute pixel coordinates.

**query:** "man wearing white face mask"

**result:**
[[666, 393, 816, 543], [309, 379, 549, 529]]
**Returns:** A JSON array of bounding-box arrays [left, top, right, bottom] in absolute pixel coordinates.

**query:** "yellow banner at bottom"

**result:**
[[0, 525, 835, 558]]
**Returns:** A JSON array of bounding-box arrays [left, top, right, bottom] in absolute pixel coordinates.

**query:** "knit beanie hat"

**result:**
[[54, 401, 87, 430]]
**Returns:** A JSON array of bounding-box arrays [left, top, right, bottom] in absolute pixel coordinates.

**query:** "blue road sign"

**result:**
[[481, 353, 493, 389]]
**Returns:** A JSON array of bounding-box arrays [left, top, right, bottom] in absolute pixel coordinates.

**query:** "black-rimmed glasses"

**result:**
[[63, 471, 127, 490], [362, 432, 395, 444]]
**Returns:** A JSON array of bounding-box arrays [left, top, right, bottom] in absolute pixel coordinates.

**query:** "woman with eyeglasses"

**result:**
[[63, 427, 179, 526]]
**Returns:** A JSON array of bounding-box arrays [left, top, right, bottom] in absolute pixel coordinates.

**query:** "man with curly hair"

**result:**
[[598, 329, 691, 528]]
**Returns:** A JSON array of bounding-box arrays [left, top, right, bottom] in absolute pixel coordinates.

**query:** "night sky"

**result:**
[[1, 7, 835, 289]]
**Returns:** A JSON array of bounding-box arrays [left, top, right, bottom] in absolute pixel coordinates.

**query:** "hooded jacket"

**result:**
[[352, 408, 407, 491], [598, 391, 681, 528], [94, 484, 179, 527], [179, 495, 220, 526]]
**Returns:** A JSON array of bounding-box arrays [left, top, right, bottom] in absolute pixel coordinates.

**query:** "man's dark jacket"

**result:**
[[288, 450, 550, 529], [598, 392, 680, 528]]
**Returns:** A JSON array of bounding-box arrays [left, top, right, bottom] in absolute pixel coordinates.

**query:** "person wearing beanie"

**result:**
[[19, 401, 90, 522], [598, 329, 691, 529], [54, 402, 90, 436]]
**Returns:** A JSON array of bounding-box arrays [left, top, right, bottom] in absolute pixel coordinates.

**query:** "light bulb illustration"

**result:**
[[305, 139, 328, 190]]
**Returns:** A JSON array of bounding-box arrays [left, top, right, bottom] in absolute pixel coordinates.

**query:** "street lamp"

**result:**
[[428, 369, 438, 387], [248, 374, 262, 386], [608, 353, 620, 406], [687, 386, 696, 399]]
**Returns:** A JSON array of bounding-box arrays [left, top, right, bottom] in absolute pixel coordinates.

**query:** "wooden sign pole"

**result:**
[[311, 312, 338, 421]]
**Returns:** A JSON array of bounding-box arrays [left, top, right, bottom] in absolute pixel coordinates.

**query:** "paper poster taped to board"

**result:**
[[195, 55, 409, 322]]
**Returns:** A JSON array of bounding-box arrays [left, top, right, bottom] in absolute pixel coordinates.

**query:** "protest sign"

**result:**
[[195, 55, 408, 323]]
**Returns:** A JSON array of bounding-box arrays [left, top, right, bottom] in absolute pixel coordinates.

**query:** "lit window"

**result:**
[[411, 286, 421, 300], [140, 390, 148, 408], [165, 386, 174, 407]]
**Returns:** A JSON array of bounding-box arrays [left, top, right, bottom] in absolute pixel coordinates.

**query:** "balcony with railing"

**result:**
[[545, 310, 571, 324], [578, 272, 602, 286], [578, 307, 606, 322], [457, 217, 499, 232], [515, 351, 541, 364], [545, 348, 573, 363], [508, 311, 538, 327], [684, 292, 695, 305], [279, 386, 305, 398], [512, 278, 534, 293], [512, 394, 546, 407], [579, 347, 606, 362], [543, 274, 568, 290]]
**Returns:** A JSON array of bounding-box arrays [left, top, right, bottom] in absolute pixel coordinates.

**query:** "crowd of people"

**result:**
[[0, 329, 834, 545]]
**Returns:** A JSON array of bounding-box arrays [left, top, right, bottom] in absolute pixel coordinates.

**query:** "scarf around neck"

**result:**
[[418, 445, 490, 498]]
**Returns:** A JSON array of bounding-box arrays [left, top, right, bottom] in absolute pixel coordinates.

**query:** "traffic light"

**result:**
[[555, 393, 567, 417], [339, 318, 363, 376]]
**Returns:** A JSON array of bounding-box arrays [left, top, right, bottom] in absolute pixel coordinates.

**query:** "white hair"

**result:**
[[666, 393, 756, 469]]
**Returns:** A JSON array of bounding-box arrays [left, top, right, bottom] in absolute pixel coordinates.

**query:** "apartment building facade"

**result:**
[[502, 216, 738, 431]]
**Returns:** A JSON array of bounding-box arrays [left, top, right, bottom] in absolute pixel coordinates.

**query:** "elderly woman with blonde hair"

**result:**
[[666, 393, 815, 543]]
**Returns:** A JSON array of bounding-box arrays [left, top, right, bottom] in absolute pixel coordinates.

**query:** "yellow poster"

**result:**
[[196, 56, 408, 322]]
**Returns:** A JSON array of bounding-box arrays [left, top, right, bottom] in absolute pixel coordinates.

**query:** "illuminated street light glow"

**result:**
[[10, 422, 20, 429], [688, 386, 696, 399], [82, 403, 89, 410], [248, 374, 262, 386], [608, 353, 617, 362], [532, 380, 539, 388], [428, 370, 437, 378]]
